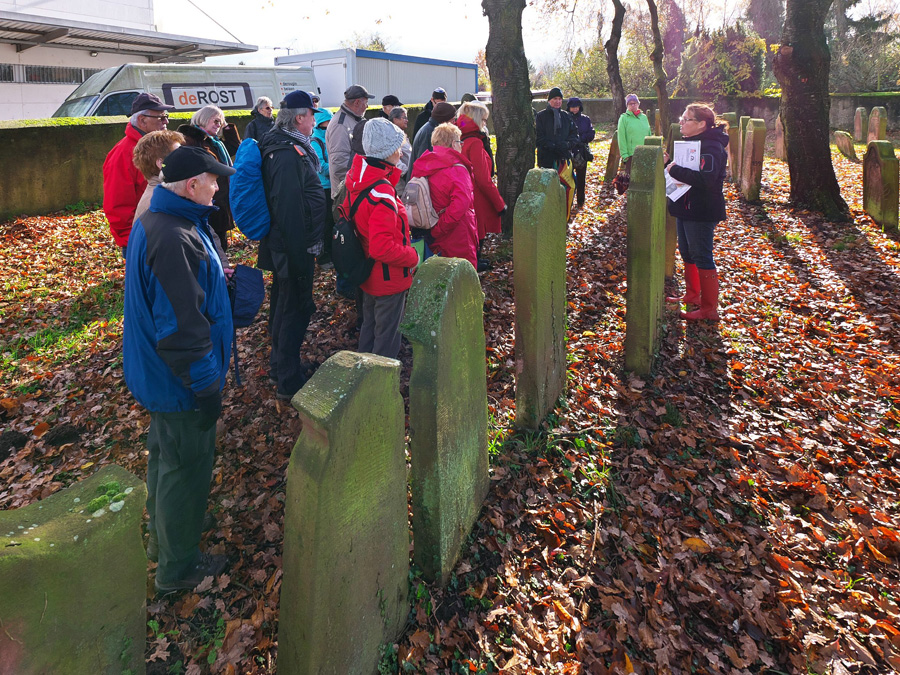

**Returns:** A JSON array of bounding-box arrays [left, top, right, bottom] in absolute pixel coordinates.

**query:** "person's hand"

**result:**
[[195, 391, 222, 432], [223, 267, 234, 279], [663, 152, 670, 163], [499, 205, 508, 215]]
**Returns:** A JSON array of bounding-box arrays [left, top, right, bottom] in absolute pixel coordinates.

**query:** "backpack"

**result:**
[[229, 138, 270, 240], [401, 176, 440, 230], [332, 179, 390, 287], [226, 264, 265, 386]]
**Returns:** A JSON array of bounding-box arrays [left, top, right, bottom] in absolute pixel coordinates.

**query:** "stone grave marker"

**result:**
[[514, 168, 567, 429], [666, 123, 683, 160], [863, 141, 899, 231], [722, 112, 739, 182], [740, 119, 767, 202], [868, 107, 887, 143], [775, 114, 787, 161], [604, 131, 621, 182], [854, 107, 868, 142], [834, 131, 861, 163], [625, 145, 666, 375], [654, 108, 662, 136], [401, 257, 489, 585], [642, 136, 677, 277], [0, 465, 146, 675], [279, 351, 408, 675]]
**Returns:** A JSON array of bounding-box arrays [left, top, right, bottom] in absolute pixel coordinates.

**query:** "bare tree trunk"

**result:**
[[646, 0, 670, 141], [483, 0, 535, 237], [773, 0, 849, 220], [605, 0, 627, 118]]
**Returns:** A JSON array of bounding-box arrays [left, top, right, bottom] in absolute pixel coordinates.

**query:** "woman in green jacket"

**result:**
[[616, 94, 652, 175]]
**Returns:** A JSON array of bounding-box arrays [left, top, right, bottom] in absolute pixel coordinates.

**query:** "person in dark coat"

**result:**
[[665, 103, 729, 322], [535, 87, 578, 169], [256, 91, 326, 400], [567, 96, 596, 207], [413, 87, 447, 136], [244, 96, 274, 140], [410, 101, 456, 173], [379, 94, 402, 119]]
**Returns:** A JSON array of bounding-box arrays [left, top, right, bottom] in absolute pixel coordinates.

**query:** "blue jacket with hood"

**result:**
[[311, 108, 332, 190], [124, 185, 232, 413]]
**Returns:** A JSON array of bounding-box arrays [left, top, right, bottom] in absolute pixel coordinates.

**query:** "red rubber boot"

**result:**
[[666, 263, 700, 306], [681, 268, 719, 321]]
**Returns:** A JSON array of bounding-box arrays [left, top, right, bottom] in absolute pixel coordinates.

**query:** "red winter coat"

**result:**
[[346, 154, 419, 297], [456, 115, 505, 239], [102, 124, 147, 247], [411, 146, 479, 269]]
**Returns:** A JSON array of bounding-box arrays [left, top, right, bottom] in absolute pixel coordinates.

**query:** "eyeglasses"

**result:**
[[679, 116, 699, 124], [142, 113, 169, 120], [452, 140, 463, 147], [261, 106, 272, 110]]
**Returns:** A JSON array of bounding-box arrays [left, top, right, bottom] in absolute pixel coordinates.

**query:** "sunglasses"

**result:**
[[142, 113, 169, 120]]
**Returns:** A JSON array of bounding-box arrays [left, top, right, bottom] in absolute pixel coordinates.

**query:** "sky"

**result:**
[[153, 0, 565, 69]]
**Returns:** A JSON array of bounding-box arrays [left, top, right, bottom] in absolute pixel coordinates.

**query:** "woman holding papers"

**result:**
[[665, 104, 729, 322]]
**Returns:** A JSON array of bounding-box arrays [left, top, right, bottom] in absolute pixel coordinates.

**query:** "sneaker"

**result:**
[[147, 512, 216, 563], [477, 259, 491, 273], [154, 552, 227, 593]]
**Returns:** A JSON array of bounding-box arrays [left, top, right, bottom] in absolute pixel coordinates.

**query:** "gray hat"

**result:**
[[362, 118, 405, 160], [344, 84, 375, 100]]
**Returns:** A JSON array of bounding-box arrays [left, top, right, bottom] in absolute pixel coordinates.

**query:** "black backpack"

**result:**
[[332, 179, 390, 287]]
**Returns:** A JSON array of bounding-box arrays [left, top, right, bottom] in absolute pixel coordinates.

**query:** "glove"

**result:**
[[195, 391, 222, 432], [498, 205, 508, 216]]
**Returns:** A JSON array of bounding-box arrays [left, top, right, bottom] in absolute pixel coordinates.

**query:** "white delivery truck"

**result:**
[[52, 63, 318, 117]]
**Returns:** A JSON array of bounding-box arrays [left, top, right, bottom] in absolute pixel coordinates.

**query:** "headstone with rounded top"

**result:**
[[401, 257, 489, 585], [834, 131, 861, 164], [605, 131, 621, 182], [854, 107, 868, 143], [863, 141, 899, 231], [868, 107, 887, 143], [740, 119, 767, 202]]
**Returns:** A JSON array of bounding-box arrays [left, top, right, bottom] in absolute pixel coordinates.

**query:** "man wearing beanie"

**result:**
[[344, 118, 419, 359], [535, 86, 578, 170], [411, 100, 457, 172]]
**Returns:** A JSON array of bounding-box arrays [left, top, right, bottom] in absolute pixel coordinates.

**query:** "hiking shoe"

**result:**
[[147, 512, 216, 563], [154, 552, 227, 593], [476, 259, 491, 272]]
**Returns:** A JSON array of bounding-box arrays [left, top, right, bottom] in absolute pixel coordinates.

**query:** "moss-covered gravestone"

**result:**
[[666, 123, 682, 160], [854, 107, 868, 143], [834, 131, 861, 163], [604, 131, 621, 182], [868, 107, 887, 143], [625, 146, 666, 375], [514, 168, 567, 430], [642, 136, 676, 278], [775, 114, 786, 161], [0, 465, 146, 675], [279, 351, 408, 675], [401, 257, 488, 585], [740, 119, 766, 202], [863, 141, 899, 231], [722, 112, 739, 183], [654, 108, 662, 136]]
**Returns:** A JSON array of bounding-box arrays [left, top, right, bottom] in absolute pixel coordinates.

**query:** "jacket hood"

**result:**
[[314, 108, 333, 128], [685, 125, 729, 148], [413, 146, 473, 177], [346, 154, 402, 195], [257, 127, 302, 155], [148, 183, 217, 224], [177, 123, 209, 144], [567, 97, 583, 111], [456, 114, 483, 137]]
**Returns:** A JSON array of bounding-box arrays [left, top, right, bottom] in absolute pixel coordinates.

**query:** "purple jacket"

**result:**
[[567, 98, 596, 145]]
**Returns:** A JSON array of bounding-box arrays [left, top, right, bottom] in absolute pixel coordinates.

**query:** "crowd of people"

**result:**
[[102, 85, 726, 592]]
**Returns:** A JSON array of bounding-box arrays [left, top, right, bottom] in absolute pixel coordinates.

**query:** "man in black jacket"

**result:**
[[257, 90, 326, 400], [413, 87, 447, 136], [535, 87, 578, 169]]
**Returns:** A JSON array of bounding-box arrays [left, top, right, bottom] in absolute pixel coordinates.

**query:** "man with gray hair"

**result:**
[[325, 84, 374, 188], [103, 92, 174, 254], [257, 90, 326, 400]]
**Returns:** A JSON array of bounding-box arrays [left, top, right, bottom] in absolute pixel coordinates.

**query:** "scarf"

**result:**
[[283, 127, 321, 173], [551, 106, 562, 133]]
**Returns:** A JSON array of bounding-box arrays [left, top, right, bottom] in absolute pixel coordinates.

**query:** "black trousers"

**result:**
[[573, 162, 588, 205], [269, 254, 316, 398]]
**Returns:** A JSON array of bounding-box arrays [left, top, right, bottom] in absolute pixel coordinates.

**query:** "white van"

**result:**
[[52, 63, 319, 117]]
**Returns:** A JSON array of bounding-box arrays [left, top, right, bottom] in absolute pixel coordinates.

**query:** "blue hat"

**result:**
[[282, 90, 320, 112]]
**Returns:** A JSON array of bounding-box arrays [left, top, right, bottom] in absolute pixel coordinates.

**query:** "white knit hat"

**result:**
[[362, 118, 405, 160]]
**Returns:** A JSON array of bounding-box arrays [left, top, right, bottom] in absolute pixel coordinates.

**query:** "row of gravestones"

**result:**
[[0, 170, 572, 674], [835, 107, 889, 164]]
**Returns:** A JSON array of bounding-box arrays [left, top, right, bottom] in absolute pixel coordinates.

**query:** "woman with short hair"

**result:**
[[617, 94, 652, 176], [131, 129, 185, 225], [245, 96, 274, 141]]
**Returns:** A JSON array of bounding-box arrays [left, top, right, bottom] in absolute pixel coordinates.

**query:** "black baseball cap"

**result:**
[[382, 94, 403, 107], [131, 92, 175, 115], [161, 146, 236, 182]]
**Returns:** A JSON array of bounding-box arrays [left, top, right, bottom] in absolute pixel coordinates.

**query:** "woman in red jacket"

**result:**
[[411, 123, 479, 270], [346, 118, 419, 359], [456, 101, 506, 270]]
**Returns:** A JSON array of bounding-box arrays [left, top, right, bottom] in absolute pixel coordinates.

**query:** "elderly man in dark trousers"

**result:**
[[124, 146, 235, 593], [257, 90, 327, 400]]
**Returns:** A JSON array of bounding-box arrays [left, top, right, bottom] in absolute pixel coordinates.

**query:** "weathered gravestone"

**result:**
[[834, 131, 861, 163], [775, 114, 787, 161], [514, 168, 567, 430], [625, 145, 666, 375], [654, 108, 662, 136], [740, 119, 767, 202], [643, 135, 676, 278], [400, 257, 489, 585], [854, 107, 868, 143], [604, 131, 621, 182], [279, 351, 408, 675], [863, 141, 899, 231], [666, 123, 683, 160], [737, 115, 751, 182], [722, 112, 740, 183], [868, 107, 887, 143], [0, 465, 146, 675]]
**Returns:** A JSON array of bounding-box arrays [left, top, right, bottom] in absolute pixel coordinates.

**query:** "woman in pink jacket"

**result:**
[[456, 101, 506, 270], [411, 123, 479, 270]]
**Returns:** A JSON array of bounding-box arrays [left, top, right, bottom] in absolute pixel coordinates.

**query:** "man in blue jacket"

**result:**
[[124, 145, 235, 593]]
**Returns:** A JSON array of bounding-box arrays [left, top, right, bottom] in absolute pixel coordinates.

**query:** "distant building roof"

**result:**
[[0, 10, 256, 62]]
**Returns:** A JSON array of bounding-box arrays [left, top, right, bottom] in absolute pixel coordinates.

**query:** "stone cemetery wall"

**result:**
[[401, 257, 490, 585], [513, 168, 568, 430], [605, 131, 621, 182], [863, 141, 899, 231], [279, 351, 408, 675], [868, 107, 888, 143], [0, 465, 146, 675], [740, 119, 767, 202], [854, 107, 868, 142], [834, 131, 861, 163], [722, 112, 740, 183], [625, 145, 666, 375]]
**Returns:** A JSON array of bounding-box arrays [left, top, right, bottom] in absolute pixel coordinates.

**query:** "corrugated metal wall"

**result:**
[[357, 57, 476, 104]]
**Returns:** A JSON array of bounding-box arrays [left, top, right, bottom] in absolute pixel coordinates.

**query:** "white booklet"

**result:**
[[666, 140, 701, 202]]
